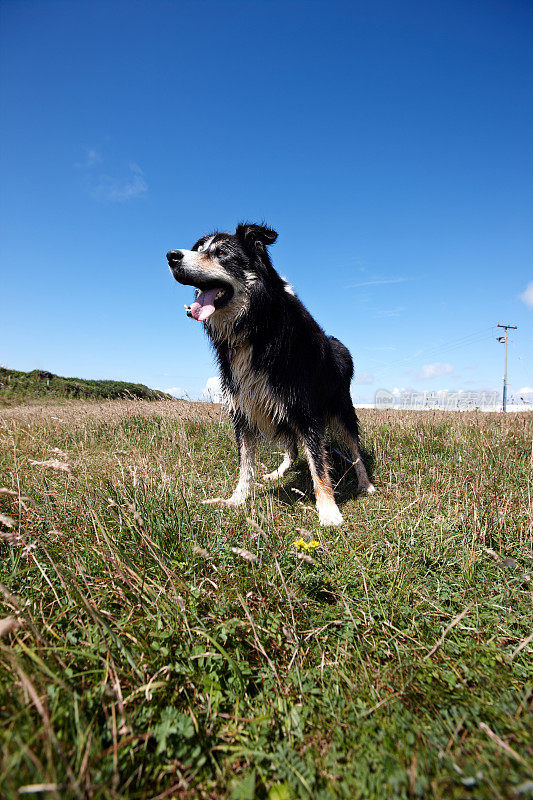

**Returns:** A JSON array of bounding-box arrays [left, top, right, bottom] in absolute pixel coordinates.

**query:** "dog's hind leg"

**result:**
[[302, 424, 343, 526], [333, 399, 375, 494], [263, 435, 298, 481], [203, 418, 257, 508]]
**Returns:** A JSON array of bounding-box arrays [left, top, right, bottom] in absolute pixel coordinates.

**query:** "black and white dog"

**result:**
[[166, 223, 374, 526]]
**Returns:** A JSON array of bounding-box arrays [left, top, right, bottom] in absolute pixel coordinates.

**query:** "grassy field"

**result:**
[[0, 399, 531, 799]]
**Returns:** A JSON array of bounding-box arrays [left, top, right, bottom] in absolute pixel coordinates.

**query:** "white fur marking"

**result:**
[[318, 503, 344, 526], [280, 276, 295, 296], [197, 236, 214, 253]]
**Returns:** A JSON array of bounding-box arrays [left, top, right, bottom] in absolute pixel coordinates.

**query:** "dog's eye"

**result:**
[[215, 248, 225, 258]]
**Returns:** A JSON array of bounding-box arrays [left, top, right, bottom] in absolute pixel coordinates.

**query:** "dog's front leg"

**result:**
[[203, 420, 257, 507], [227, 422, 257, 505]]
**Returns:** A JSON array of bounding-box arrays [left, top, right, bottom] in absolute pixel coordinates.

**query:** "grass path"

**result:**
[[0, 401, 531, 799]]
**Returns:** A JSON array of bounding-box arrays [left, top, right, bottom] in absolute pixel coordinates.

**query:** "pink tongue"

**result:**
[[190, 288, 221, 321]]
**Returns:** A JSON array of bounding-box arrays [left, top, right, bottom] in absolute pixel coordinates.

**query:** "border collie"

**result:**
[[166, 223, 374, 526]]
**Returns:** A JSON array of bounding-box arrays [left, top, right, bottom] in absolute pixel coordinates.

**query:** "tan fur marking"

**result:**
[[198, 253, 218, 269], [305, 443, 333, 502], [313, 474, 336, 505]]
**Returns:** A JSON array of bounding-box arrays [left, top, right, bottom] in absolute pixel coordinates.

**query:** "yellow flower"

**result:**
[[293, 538, 320, 552]]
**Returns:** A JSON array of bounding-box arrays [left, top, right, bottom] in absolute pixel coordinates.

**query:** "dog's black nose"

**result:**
[[167, 250, 183, 264]]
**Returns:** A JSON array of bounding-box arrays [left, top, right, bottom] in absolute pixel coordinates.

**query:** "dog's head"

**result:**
[[167, 223, 278, 323]]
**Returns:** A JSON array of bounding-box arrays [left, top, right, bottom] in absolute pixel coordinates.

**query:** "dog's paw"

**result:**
[[318, 504, 344, 527], [366, 484, 376, 495]]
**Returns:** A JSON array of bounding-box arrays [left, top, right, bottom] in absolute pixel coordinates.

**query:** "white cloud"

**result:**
[[203, 376, 223, 401], [518, 386, 533, 395], [165, 387, 187, 398], [519, 281, 533, 308], [419, 362, 453, 379], [354, 372, 374, 384], [346, 277, 410, 289]]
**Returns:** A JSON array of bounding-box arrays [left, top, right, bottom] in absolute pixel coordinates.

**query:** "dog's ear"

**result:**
[[236, 223, 278, 250]]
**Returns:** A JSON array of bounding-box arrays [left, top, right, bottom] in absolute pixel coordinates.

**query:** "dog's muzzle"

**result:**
[[166, 248, 234, 321]]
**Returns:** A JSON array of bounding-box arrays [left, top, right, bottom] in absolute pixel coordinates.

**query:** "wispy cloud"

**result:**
[[346, 277, 410, 289], [91, 162, 148, 202], [75, 147, 103, 169], [375, 306, 405, 318], [76, 147, 148, 202], [519, 281, 533, 308], [418, 362, 453, 379]]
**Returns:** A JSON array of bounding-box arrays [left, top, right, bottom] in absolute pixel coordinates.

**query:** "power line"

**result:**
[[367, 326, 493, 379]]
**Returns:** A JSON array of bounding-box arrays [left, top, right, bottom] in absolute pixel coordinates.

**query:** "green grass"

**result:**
[[0, 400, 531, 799], [0, 367, 172, 407]]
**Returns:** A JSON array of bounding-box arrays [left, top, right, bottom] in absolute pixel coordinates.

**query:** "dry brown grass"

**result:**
[[0, 397, 224, 424]]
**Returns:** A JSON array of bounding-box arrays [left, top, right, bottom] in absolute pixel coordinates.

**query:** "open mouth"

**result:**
[[189, 283, 234, 321], [170, 266, 234, 321]]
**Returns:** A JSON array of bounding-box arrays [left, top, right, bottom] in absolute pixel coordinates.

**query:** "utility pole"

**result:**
[[496, 324, 517, 412]]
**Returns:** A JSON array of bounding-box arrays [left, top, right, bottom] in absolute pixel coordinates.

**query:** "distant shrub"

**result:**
[[0, 366, 172, 406]]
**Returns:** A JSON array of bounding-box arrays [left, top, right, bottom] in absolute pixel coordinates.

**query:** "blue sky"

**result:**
[[1, 0, 532, 403]]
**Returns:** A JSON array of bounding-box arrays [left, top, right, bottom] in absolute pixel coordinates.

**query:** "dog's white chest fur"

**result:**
[[225, 343, 287, 433]]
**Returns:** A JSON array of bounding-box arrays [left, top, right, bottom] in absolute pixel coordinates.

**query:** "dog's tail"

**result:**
[[328, 336, 354, 382]]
